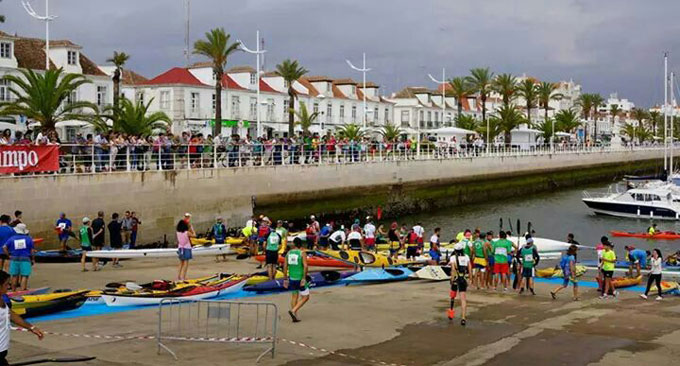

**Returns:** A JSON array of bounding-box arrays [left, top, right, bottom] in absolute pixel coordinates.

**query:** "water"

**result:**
[[397, 183, 680, 260]]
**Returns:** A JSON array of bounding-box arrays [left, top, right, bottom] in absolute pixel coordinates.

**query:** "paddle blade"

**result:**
[[236, 254, 250, 260], [12, 356, 96, 366], [517, 219, 520, 236]]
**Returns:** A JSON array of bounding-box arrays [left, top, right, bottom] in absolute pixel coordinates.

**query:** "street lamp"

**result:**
[[237, 30, 267, 138], [22, 0, 57, 70], [428, 68, 447, 128], [346, 53, 371, 129], [415, 105, 423, 158]]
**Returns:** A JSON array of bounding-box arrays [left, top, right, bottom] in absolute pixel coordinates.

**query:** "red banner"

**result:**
[[0, 145, 60, 174]]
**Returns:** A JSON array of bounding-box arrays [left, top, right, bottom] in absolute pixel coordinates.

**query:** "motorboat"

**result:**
[[582, 187, 680, 220]]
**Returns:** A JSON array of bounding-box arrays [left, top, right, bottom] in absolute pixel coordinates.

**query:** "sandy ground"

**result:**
[[6, 255, 680, 366]]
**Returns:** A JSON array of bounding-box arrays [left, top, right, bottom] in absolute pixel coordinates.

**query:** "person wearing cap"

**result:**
[[328, 225, 346, 250], [0, 215, 14, 272], [517, 236, 540, 295], [550, 244, 579, 301], [211, 217, 228, 262], [257, 218, 272, 253], [492, 231, 514, 291], [55, 212, 72, 252], [647, 223, 657, 236], [363, 218, 377, 252], [2, 224, 35, 291], [600, 240, 618, 299], [625, 245, 649, 278], [79, 217, 96, 272], [448, 241, 472, 326]]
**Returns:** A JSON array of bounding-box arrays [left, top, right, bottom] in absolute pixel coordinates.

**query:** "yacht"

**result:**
[[582, 187, 680, 220]]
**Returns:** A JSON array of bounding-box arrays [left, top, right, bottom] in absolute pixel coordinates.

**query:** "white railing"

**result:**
[[0, 143, 666, 177]]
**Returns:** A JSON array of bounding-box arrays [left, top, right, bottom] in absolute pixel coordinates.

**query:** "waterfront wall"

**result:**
[[0, 149, 663, 247]]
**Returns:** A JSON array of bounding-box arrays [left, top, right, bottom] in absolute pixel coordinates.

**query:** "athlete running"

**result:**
[[283, 238, 310, 323], [449, 242, 472, 326]]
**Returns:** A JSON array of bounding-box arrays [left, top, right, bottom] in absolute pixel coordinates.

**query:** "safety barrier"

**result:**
[[157, 299, 278, 363]]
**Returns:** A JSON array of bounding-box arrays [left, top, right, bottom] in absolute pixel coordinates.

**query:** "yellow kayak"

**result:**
[[191, 237, 246, 246], [650, 281, 679, 294], [321, 249, 416, 267], [11, 290, 89, 318], [536, 265, 587, 278], [246, 271, 284, 285]]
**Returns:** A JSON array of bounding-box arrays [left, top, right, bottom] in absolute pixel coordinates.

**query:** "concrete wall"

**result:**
[[0, 149, 663, 247]]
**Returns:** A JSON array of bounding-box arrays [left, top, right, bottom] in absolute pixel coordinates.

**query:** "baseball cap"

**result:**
[[82, 217, 91, 224]]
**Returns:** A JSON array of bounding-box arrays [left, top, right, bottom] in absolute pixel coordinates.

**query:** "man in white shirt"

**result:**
[[329, 227, 346, 250], [413, 223, 425, 250], [363, 217, 376, 252]]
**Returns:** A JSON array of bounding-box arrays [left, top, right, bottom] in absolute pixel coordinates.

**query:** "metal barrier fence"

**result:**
[[157, 299, 278, 363]]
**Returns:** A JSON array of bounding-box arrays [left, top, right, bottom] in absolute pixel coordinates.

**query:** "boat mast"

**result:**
[[664, 53, 668, 174], [671, 71, 675, 177]]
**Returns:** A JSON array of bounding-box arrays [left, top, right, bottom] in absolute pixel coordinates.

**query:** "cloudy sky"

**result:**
[[2, 0, 679, 106]]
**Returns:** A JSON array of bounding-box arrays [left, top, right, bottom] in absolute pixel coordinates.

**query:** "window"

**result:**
[[97, 86, 108, 107], [283, 100, 289, 117], [427, 111, 432, 122], [249, 97, 257, 119], [0, 80, 10, 101], [326, 103, 332, 118], [66, 90, 77, 105], [313, 102, 319, 114], [231, 95, 240, 118], [191, 92, 199, 113], [212, 93, 216, 113], [385, 108, 389, 123], [284, 80, 290, 89], [351, 85, 356, 95], [351, 105, 357, 120], [67, 51, 78, 65], [0, 42, 11, 59], [374, 107, 379, 122], [326, 83, 331, 92], [340, 105, 345, 119], [136, 91, 145, 105], [401, 110, 410, 127], [266, 98, 274, 120], [250, 73, 257, 85]]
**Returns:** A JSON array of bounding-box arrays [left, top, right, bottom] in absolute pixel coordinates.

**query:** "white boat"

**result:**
[[409, 265, 452, 281], [101, 279, 246, 307], [517, 237, 590, 258], [87, 244, 235, 259], [582, 187, 680, 220]]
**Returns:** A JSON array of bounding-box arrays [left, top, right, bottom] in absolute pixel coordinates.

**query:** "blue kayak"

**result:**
[[34, 249, 83, 263], [345, 268, 414, 283], [244, 270, 356, 293]]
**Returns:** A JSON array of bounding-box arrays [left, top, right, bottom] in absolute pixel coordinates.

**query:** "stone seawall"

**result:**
[[0, 149, 663, 247]]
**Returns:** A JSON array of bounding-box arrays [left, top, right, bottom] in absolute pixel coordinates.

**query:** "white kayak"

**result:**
[[409, 265, 452, 281], [87, 244, 235, 259], [517, 237, 591, 257], [101, 280, 246, 307]]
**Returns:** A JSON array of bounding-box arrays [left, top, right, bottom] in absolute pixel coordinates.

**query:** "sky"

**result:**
[[2, 0, 679, 107]]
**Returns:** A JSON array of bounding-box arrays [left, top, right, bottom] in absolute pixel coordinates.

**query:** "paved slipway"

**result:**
[[8, 256, 680, 366]]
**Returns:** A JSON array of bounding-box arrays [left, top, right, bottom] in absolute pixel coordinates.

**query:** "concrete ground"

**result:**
[[8, 255, 680, 366]]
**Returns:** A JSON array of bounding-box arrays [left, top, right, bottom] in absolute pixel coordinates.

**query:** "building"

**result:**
[[388, 87, 455, 133], [0, 31, 113, 141]]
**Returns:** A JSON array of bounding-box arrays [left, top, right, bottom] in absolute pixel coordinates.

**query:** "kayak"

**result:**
[[246, 271, 285, 285], [87, 244, 235, 259], [243, 270, 355, 293], [254, 253, 353, 268], [320, 250, 419, 268], [517, 237, 591, 257], [34, 249, 82, 263], [596, 275, 642, 290], [579, 260, 680, 271], [7, 287, 50, 297], [650, 281, 679, 294], [11, 290, 88, 318], [536, 265, 587, 278], [86, 274, 227, 304], [190, 237, 246, 246], [345, 268, 414, 283], [610, 230, 680, 240], [409, 266, 452, 281], [101, 275, 248, 306]]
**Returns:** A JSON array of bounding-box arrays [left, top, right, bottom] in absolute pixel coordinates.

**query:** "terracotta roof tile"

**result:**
[[226, 65, 256, 73], [121, 69, 147, 85], [10, 37, 105, 76], [50, 40, 82, 49], [0, 31, 17, 40], [297, 78, 319, 97], [359, 82, 379, 88], [333, 78, 357, 85], [332, 85, 347, 99], [393, 87, 431, 99], [221, 74, 246, 90], [305, 75, 334, 82], [262, 71, 280, 77], [142, 67, 206, 86], [259, 79, 279, 93], [188, 61, 213, 69], [79, 53, 107, 76]]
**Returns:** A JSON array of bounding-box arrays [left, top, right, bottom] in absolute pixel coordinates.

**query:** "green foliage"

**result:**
[[336, 123, 365, 140], [491, 104, 527, 146], [276, 59, 309, 137], [516, 79, 538, 125], [96, 98, 170, 137], [492, 73, 517, 107], [465, 68, 494, 123], [455, 114, 479, 131], [292, 102, 319, 134], [380, 123, 403, 142], [553, 109, 582, 133]]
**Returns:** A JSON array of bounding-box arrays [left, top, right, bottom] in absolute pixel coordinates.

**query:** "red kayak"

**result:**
[[254, 253, 353, 268], [610, 230, 680, 240]]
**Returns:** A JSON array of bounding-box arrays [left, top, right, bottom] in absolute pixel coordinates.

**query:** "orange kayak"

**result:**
[[597, 275, 642, 290], [610, 230, 680, 240], [254, 253, 353, 268]]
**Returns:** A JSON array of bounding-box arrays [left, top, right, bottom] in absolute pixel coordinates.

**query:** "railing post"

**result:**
[[126, 147, 131, 172], [213, 142, 217, 168]]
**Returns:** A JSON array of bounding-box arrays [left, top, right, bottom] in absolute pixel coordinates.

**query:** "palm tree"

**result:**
[[106, 51, 130, 114], [380, 123, 402, 142], [648, 110, 661, 136], [632, 108, 649, 134], [492, 73, 517, 107], [276, 59, 308, 137], [292, 102, 319, 135], [591, 93, 604, 138], [493, 104, 526, 147], [455, 114, 479, 131], [336, 123, 365, 141], [0, 68, 96, 133], [554, 109, 581, 133], [100, 97, 170, 136], [465, 68, 494, 144], [620, 122, 636, 143], [537, 81, 563, 122], [516, 79, 538, 126], [537, 118, 555, 144], [448, 77, 471, 121], [193, 28, 240, 137]]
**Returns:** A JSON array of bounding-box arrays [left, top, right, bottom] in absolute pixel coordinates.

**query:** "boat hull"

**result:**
[[583, 199, 680, 220]]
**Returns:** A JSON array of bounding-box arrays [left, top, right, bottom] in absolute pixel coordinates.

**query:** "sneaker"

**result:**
[[530, 289, 536, 295], [519, 288, 525, 294], [460, 319, 466, 326], [447, 309, 455, 320], [599, 295, 609, 299], [639, 294, 648, 300], [656, 296, 663, 301], [550, 291, 556, 300], [613, 291, 619, 298], [503, 288, 508, 292]]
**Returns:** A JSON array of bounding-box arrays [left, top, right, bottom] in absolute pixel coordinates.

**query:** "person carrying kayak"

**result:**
[[492, 231, 514, 291], [550, 244, 579, 301], [264, 224, 283, 280], [283, 237, 309, 323], [648, 223, 657, 236], [448, 242, 472, 326], [625, 245, 649, 278], [472, 230, 488, 290], [600, 241, 618, 299], [517, 236, 540, 295]]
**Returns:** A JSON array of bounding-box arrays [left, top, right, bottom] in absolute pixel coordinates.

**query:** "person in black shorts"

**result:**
[[108, 213, 123, 268], [448, 243, 472, 326]]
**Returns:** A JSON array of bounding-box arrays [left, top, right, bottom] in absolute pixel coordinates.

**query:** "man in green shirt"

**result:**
[[517, 237, 540, 295], [600, 241, 618, 299], [275, 220, 289, 251], [264, 225, 282, 280], [492, 231, 514, 291], [471, 230, 487, 290], [283, 237, 309, 323], [79, 217, 96, 272]]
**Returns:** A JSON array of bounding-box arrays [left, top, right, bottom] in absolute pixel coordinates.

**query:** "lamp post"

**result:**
[[22, 0, 57, 70], [416, 105, 423, 158], [346, 53, 371, 129], [428, 68, 447, 127], [238, 31, 267, 138]]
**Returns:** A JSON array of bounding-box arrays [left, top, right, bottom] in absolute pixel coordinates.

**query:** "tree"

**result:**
[[106, 51, 130, 116], [632, 108, 649, 134], [276, 59, 308, 137], [336, 123, 365, 141], [0, 68, 96, 133], [380, 123, 402, 142], [516, 79, 538, 126], [591, 93, 604, 138], [492, 104, 526, 147], [98, 97, 170, 136], [465, 68, 494, 143], [537, 81, 563, 122], [448, 77, 472, 121], [455, 114, 479, 132], [193, 28, 240, 137], [648, 110, 661, 136], [554, 109, 581, 133], [492, 73, 517, 107], [577, 93, 594, 120], [537, 118, 555, 144], [292, 102, 319, 135]]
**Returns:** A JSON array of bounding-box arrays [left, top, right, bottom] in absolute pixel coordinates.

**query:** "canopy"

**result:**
[[555, 132, 571, 137], [428, 127, 476, 135]]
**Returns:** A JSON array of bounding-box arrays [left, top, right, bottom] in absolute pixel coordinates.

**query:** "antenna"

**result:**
[[184, 0, 191, 66], [22, 0, 57, 70]]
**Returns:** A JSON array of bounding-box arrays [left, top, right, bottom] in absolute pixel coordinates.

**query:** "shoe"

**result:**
[[573, 297, 580, 301], [288, 311, 300, 323], [639, 294, 648, 300], [530, 289, 536, 295], [599, 295, 609, 299], [460, 319, 466, 326], [447, 309, 455, 320], [613, 291, 619, 298], [656, 296, 663, 301], [503, 288, 508, 292], [81, 269, 88, 272], [519, 288, 524, 294], [550, 291, 556, 300]]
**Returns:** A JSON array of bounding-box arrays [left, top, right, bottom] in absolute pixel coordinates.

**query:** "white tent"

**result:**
[[427, 127, 476, 144], [510, 127, 541, 150]]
